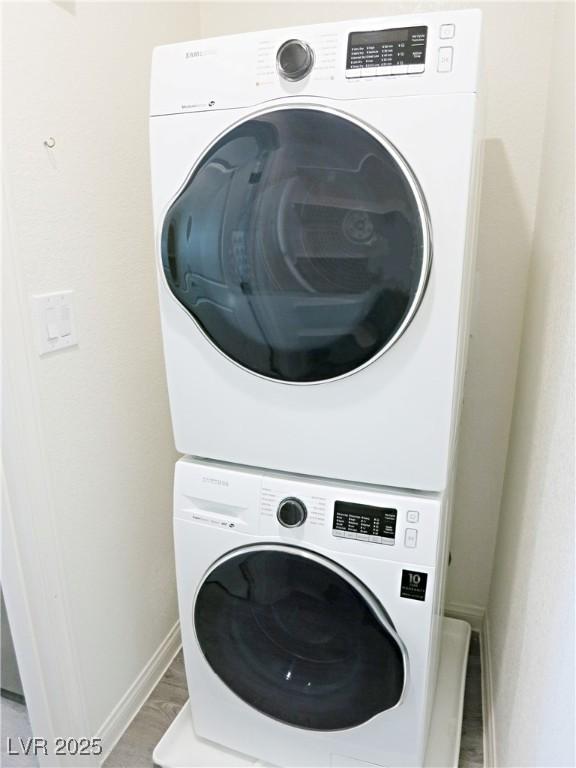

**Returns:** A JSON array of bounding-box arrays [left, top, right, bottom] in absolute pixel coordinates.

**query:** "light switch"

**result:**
[[59, 305, 72, 337], [45, 307, 60, 339], [31, 292, 78, 355]]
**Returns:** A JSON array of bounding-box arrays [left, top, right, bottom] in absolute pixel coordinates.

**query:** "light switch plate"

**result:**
[[31, 291, 78, 355]]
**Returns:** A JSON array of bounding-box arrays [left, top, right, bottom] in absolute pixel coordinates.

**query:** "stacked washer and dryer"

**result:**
[[149, 9, 482, 768]]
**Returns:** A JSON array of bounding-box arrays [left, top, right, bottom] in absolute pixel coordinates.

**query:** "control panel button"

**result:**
[[407, 510, 420, 524], [276, 39, 314, 81], [439, 24, 455, 39], [277, 497, 307, 528], [437, 46, 453, 73], [405, 528, 418, 548]]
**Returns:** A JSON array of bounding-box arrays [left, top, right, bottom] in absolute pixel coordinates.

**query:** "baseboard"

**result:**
[[97, 621, 182, 765], [480, 612, 497, 768], [444, 601, 485, 632]]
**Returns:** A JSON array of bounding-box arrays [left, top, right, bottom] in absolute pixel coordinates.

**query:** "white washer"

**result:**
[[174, 457, 449, 767], [149, 9, 482, 493]]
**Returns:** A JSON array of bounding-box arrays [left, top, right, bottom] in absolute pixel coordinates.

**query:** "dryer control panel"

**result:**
[[150, 10, 482, 117]]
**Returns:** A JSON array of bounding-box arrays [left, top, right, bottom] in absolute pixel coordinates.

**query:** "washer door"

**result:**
[[193, 545, 407, 730], [161, 107, 430, 384]]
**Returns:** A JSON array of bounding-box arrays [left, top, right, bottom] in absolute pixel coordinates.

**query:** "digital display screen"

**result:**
[[346, 26, 428, 72], [349, 29, 410, 46], [333, 501, 397, 541]]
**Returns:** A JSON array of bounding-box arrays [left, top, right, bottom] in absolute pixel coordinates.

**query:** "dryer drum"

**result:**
[[161, 107, 429, 383], [193, 545, 406, 730]]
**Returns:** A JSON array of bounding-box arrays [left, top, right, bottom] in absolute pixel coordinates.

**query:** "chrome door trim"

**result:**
[[157, 101, 432, 386], [192, 542, 410, 723]]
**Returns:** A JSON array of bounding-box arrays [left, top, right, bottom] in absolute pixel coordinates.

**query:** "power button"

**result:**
[[439, 24, 455, 39]]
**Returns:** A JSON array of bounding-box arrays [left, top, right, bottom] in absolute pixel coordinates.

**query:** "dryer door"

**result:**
[[193, 544, 407, 730], [161, 106, 430, 384]]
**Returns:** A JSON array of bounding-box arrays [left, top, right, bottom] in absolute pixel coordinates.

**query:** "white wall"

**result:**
[[2, 0, 201, 752], [196, 1, 557, 616], [485, 2, 575, 765]]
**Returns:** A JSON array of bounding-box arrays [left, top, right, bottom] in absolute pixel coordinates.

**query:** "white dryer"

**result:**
[[174, 457, 449, 767], [149, 10, 483, 492]]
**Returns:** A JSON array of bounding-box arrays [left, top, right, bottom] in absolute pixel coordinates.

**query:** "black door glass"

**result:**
[[161, 108, 427, 383], [194, 548, 405, 730]]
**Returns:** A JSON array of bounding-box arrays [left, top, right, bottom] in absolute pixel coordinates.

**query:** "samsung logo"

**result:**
[[202, 477, 229, 487], [185, 49, 216, 59]]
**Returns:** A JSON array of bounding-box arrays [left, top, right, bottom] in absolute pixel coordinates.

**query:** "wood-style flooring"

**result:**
[[1, 696, 38, 768], [458, 632, 484, 767], [105, 632, 484, 768]]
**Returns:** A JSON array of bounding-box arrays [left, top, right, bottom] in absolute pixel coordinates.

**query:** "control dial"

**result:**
[[277, 497, 307, 528], [276, 39, 314, 81]]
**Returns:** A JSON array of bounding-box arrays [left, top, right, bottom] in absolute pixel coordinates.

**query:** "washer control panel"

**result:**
[[257, 478, 436, 562], [346, 26, 427, 78], [174, 458, 442, 567]]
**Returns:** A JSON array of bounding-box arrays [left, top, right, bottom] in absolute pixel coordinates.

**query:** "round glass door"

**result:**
[[161, 107, 430, 383], [194, 545, 406, 730]]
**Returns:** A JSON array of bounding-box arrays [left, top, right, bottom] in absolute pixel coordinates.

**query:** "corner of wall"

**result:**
[[444, 602, 485, 633], [480, 609, 497, 767]]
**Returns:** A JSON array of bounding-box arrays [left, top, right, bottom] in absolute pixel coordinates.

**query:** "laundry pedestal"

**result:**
[[153, 617, 471, 768]]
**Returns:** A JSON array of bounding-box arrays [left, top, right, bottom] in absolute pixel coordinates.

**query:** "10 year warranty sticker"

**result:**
[[401, 569, 428, 601]]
